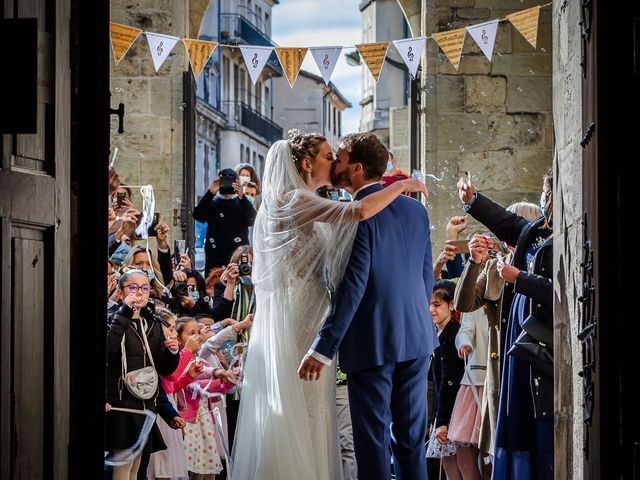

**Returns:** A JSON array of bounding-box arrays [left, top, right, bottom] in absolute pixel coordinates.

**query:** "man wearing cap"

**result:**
[[193, 169, 257, 275]]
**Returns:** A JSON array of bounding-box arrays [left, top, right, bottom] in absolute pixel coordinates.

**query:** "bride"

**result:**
[[230, 133, 427, 479]]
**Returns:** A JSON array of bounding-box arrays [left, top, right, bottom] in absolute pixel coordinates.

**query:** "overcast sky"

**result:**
[[271, 0, 362, 134]]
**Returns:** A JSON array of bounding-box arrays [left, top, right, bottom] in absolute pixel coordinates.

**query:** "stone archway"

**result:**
[[395, 0, 421, 36]]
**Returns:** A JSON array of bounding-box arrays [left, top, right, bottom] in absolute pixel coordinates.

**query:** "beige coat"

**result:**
[[454, 258, 505, 455]]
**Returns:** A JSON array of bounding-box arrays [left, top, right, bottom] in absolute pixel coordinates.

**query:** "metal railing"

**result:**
[[221, 101, 283, 144], [219, 14, 282, 76]]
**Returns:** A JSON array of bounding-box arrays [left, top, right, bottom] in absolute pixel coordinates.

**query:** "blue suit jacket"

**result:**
[[312, 184, 437, 373]]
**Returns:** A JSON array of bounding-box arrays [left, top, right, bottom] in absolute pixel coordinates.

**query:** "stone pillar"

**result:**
[[552, 0, 584, 478], [419, 0, 553, 254], [109, 0, 189, 247]]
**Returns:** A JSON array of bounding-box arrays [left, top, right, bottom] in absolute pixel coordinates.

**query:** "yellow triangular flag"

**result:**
[[356, 42, 390, 81], [506, 6, 541, 49], [183, 39, 218, 80], [275, 48, 308, 87], [432, 28, 466, 71], [110, 22, 143, 65]]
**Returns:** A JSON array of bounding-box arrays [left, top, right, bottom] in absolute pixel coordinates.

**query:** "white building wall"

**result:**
[[359, 0, 408, 144], [197, 0, 280, 182], [273, 72, 350, 148]]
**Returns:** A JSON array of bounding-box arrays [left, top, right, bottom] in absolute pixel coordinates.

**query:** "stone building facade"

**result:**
[[395, 0, 588, 476], [551, 0, 584, 478], [109, 0, 191, 246], [420, 0, 553, 253], [196, 0, 282, 202]]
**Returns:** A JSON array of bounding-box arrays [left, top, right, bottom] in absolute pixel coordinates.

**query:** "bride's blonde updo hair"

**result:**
[[287, 129, 327, 175]]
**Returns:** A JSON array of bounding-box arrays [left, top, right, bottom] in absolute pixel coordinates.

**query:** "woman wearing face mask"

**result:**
[[235, 163, 261, 192], [121, 246, 167, 299], [105, 270, 180, 480], [167, 269, 212, 317], [212, 246, 253, 323]]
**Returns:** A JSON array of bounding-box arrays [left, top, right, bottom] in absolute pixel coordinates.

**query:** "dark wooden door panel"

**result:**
[[11, 227, 48, 480], [1, 0, 69, 477], [3, 0, 54, 174]]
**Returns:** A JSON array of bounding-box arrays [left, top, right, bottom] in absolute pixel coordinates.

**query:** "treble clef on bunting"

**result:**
[[252, 53, 259, 68], [157, 41, 163, 56], [407, 46, 414, 62], [323, 54, 330, 69], [481, 29, 488, 44]]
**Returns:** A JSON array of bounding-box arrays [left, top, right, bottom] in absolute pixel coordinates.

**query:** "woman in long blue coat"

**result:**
[[458, 169, 554, 479]]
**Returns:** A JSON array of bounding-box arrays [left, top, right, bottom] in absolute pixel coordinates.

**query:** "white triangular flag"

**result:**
[[145, 32, 180, 73], [310, 47, 342, 85], [240, 46, 274, 84], [393, 37, 426, 79], [466, 20, 499, 62]]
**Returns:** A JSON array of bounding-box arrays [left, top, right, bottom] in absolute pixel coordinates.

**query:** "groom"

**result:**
[[298, 133, 437, 479]]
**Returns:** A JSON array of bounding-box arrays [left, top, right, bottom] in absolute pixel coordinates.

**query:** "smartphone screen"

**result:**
[[147, 212, 160, 237], [174, 239, 186, 265], [116, 192, 125, 208]]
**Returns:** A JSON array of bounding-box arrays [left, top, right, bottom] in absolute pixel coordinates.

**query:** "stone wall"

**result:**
[[421, 0, 553, 253], [552, 0, 584, 478], [109, 0, 189, 246]]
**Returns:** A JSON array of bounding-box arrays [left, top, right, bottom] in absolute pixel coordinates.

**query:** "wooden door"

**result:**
[[581, 1, 640, 477], [0, 0, 70, 478]]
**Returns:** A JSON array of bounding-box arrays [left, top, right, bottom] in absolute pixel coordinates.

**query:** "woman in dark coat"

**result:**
[[457, 169, 554, 479], [105, 270, 180, 480]]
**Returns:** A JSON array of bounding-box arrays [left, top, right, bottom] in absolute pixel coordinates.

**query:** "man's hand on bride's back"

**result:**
[[397, 178, 429, 198], [297, 354, 325, 381]]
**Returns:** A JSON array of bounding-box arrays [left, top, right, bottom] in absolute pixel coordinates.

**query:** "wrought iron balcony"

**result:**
[[220, 13, 282, 76], [222, 101, 283, 144]]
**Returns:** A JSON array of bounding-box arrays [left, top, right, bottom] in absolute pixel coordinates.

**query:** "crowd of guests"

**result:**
[[427, 169, 554, 480], [105, 164, 259, 480], [105, 149, 554, 480]]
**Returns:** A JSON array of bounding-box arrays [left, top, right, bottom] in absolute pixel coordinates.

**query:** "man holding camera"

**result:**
[[193, 169, 257, 276]]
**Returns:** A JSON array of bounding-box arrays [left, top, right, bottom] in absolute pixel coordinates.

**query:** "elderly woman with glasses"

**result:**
[[105, 269, 180, 480]]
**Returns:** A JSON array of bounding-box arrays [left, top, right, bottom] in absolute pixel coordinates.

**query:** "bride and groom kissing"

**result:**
[[231, 132, 437, 480]]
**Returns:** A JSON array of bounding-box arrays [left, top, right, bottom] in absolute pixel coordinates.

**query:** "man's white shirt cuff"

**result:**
[[308, 349, 332, 366]]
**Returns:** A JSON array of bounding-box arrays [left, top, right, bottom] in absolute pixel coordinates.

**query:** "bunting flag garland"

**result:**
[[393, 37, 426, 79], [466, 20, 499, 62], [182, 39, 218, 80], [310, 47, 342, 85], [240, 46, 274, 84], [432, 28, 466, 71], [145, 32, 181, 72], [507, 6, 541, 49], [110, 22, 143, 65], [275, 48, 308, 88], [110, 3, 549, 79], [356, 41, 390, 82]]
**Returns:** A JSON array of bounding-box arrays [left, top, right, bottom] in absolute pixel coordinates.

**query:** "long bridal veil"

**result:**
[[230, 140, 362, 479]]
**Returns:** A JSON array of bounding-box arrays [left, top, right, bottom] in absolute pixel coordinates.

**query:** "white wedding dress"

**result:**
[[230, 141, 361, 479]]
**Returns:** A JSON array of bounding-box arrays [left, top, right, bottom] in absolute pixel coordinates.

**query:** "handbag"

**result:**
[[507, 314, 553, 377], [121, 318, 158, 400]]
